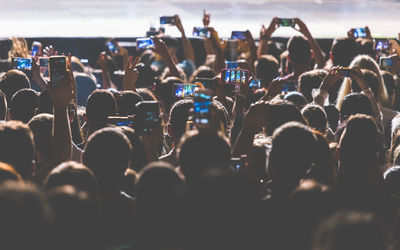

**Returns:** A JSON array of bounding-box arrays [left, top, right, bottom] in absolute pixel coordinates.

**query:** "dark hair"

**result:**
[[283, 91, 308, 110], [0, 181, 54, 249], [83, 127, 131, 189], [0, 89, 7, 120], [38, 89, 53, 114], [85, 89, 116, 126], [136, 88, 158, 102], [0, 121, 35, 179], [302, 104, 328, 133], [287, 36, 311, 66], [169, 99, 194, 141], [298, 69, 328, 102], [384, 166, 400, 198], [312, 210, 385, 250], [117, 90, 143, 116], [190, 65, 216, 83], [0, 69, 30, 103], [134, 64, 156, 89], [331, 37, 358, 66], [44, 161, 98, 197], [0, 162, 22, 183], [28, 113, 53, 162], [325, 104, 340, 132], [340, 93, 374, 121], [265, 100, 306, 136], [74, 73, 97, 107], [9, 88, 38, 123], [351, 69, 379, 97], [177, 130, 231, 178], [255, 55, 279, 88], [118, 126, 148, 172]]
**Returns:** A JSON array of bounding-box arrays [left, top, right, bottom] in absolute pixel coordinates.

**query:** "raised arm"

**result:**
[[173, 15, 195, 63], [153, 37, 181, 78], [31, 56, 47, 90], [208, 27, 225, 73], [98, 52, 118, 89], [294, 18, 326, 68], [257, 18, 279, 58], [122, 56, 140, 91]]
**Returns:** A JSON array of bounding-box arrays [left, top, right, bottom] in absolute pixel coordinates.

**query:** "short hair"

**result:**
[[190, 65, 216, 83], [169, 99, 194, 141], [312, 210, 385, 250], [28, 114, 53, 161], [283, 91, 308, 110], [0, 181, 53, 249], [75, 73, 97, 107], [384, 166, 400, 198], [265, 99, 306, 136], [0, 121, 35, 178], [0, 69, 30, 103], [255, 55, 279, 88], [0, 89, 6, 120], [38, 89, 53, 114], [331, 37, 358, 66], [340, 93, 374, 121], [134, 64, 156, 89], [351, 69, 379, 97], [117, 90, 143, 116], [83, 127, 132, 187], [0, 162, 22, 183], [9, 88, 38, 123], [302, 104, 328, 133], [85, 89, 117, 126], [299, 69, 328, 102], [177, 130, 231, 178], [44, 161, 97, 197], [287, 36, 311, 66]]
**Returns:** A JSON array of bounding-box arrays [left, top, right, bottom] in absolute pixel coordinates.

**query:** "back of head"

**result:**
[[169, 99, 194, 141], [134, 63, 156, 88], [28, 113, 53, 162], [177, 130, 231, 179], [283, 91, 307, 110], [331, 37, 358, 66], [255, 55, 279, 88], [190, 65, 216, 83], [9, 88, 38, 123], [83, 127, 131, 188], [351, 69, 379, 97], [74, 73, 97, 107], [302, 104, 328, 133], [0, 69, 30, 103], [44, 161, 98, 197], [0, 89, 7, 121], [0, 162, 22, 183], [0, 181, 53, 250], [265, 99, 306, 136], [85, 89, 116, 126], [117, 90, 143, 116], [340, 92, 374, 121], [384, 166, 400, 198], [339, 114, 378, 178], [312, 210, 385, 250], [269, 122, 317, 193], [287, 35, 311, 66], [299, 69, 328, 102], [38, 89, 53, 114], [0, 121, 34, 178]]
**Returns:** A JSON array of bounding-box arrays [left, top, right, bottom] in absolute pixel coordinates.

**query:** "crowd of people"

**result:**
[[1, 12, 400, 250]]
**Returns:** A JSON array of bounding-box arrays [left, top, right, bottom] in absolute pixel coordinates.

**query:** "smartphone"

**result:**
[[249, 79, 261, 89], [160, 16, 175, 25], [278, 18, 295, 27], [375, 39, 390, 51], [353, 28, 367, 38], [106, 39, 119, 54], [225, 61, 239, 69], [136, 38, 155, 51], [193, 89, 212, 126], [174, 84, 197, 98], [194, 77, 217, 90], [31, 41, 42, 57], [49, 56, 67, 88], [39, 57, 49, 68], [12, 58, 32, 71], [231, 31, 247, 40], [282, 81, 298, 92], [231, 156, 246, 173], [136, 101, 161, 133], [108, 116, 134, 128], [193, 27, 210, 38], [221, 69, 249, 85], [380, 57, 393, 68], [340, 67, 352, 77]]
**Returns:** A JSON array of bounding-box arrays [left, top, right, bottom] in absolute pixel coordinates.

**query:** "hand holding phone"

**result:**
[[231, 31, 247, 40], [221, 69, 249, 85], [277, 18, 295, 28], [12, 58, 32, 71], [49, 56, 67, 88], [106, 39, 119, 54], [31, 41, 42, 57], [160, 16, 176, 25], [108, 116, 134, 128], [375, 39, 390, 51], [135, 101, 161, 134], [193, 89, 212, 127], [174, 84, 198, 98], [136, 38, 155, 51], [193, 27, 210, 38], [352, 27, 367, 38], [380, 57, 393, 68]]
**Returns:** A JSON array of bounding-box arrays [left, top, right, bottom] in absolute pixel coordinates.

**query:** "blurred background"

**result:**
[[0, 0, 399, 38]]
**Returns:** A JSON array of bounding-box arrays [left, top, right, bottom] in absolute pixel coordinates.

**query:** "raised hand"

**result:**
[[264, 17, 279, 39], [203, 9, 210, 27], [123, 56, 141, 91], [265, 77, 285, 100], [173, 15, 185, 35], [43, 45, 58, 57], [320, 66, 343, 91], [294, 18, 311, 37], [31, 55, 47, 90]]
